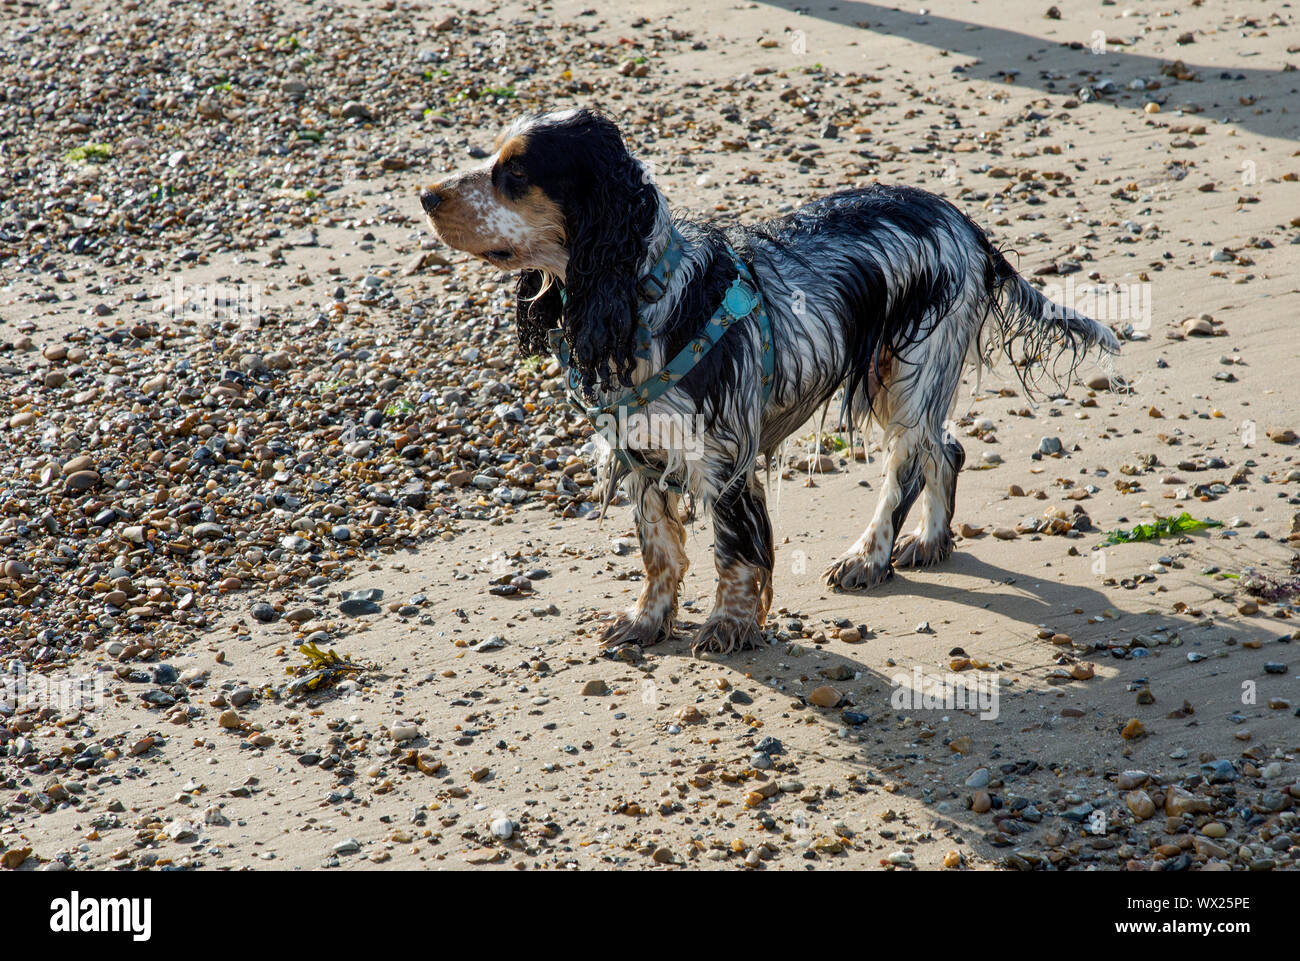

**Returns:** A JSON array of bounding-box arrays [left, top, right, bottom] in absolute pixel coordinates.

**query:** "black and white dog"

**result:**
[[419, 108, 1118, 654]]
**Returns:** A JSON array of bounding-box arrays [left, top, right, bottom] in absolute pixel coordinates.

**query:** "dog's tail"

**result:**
[[984, 247, 1120, 391]]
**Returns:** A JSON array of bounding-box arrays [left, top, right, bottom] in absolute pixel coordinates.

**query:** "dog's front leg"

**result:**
[[692, 474, 773, 655], [600, 477, 688, 650]]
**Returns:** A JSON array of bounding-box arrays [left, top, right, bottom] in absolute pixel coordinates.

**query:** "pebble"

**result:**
[[1116, 770, 1149, 789], [1165, 787, 1212, 817], [1200, 759, 1237, 783], [808, 685, 841, 707], [1125, 790, 1155, 820]]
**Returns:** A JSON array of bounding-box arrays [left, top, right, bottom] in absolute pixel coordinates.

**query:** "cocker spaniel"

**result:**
[[419, 108, 1119, 654]]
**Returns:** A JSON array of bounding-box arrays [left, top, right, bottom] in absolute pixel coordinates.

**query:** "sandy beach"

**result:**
[[1, 0, 1299, 871]]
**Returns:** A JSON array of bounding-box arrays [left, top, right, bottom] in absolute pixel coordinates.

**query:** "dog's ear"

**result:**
[[553, 110, 658, 393], [515, 270, 562, 358]]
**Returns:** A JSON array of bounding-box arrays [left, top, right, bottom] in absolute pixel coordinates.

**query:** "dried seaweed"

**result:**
[[283, 641, 362, 695]]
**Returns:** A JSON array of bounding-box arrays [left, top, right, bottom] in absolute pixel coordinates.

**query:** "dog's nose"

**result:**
[[420, 188, 443, 215]]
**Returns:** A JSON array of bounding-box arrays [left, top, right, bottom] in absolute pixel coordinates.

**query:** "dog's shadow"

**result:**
[[627, 545, 1287, 868]]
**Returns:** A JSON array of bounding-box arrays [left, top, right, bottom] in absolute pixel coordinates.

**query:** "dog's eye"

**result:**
[[502, 162, 527, 185]]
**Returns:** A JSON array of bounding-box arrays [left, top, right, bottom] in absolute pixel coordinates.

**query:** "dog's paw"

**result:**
[[599, 612, 673, 651], [891, 531, 954, 569], [691, 614, 763, 656], [824, 553, 893, 591]]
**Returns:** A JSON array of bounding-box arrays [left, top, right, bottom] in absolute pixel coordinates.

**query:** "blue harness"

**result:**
[[546, 228, 775, 491]]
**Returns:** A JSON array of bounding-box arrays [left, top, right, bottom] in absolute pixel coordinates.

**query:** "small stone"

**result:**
[[0, 848, 31, 870], [4, 559, 32, 581], [1120, 718, 1145, 740], [1125, 790, 1155, 820], [1117, 770, 1149, 789], [1200, 759, 1237, 783], [64, 470, 100, 492], [339, 593, 382, 616], [581, 679, 608, 696], [651, 847, 676, 864], [332, 838, 361, 855], [1165, 786, 1212, 817], [1193, 836, 1229, 859], [808, 685, 841, 707]]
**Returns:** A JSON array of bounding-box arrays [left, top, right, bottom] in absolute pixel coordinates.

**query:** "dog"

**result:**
[[419, 107, 1119, 654]]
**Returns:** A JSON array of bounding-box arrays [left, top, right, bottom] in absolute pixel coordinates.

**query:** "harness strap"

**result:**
[[548, 230, 774, 493]]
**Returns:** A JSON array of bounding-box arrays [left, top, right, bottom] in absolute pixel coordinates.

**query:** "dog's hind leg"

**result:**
[[893, 432, 964, 568], [693, 473, 773, 655], [824, 423, 925, 590], [600, 476, 688, 650], [891, 307, 974, 569]]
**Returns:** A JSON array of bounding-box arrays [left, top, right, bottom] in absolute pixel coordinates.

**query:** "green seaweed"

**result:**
[[64, 143, 112, 164], [1102, 512, 1222, 546]]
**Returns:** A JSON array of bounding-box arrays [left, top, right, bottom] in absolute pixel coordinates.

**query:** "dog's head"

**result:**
[[420, 108, 662, 392]]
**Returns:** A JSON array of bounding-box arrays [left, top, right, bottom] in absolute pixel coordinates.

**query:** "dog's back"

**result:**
[[727, 183, 1120, 591]]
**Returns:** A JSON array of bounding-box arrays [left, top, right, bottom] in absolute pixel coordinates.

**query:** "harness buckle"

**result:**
[[636, 271, 669, 303]]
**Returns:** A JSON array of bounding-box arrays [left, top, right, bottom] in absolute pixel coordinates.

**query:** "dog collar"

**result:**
[[546, 236, 775, 491], [635, 227, 687, 304]]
